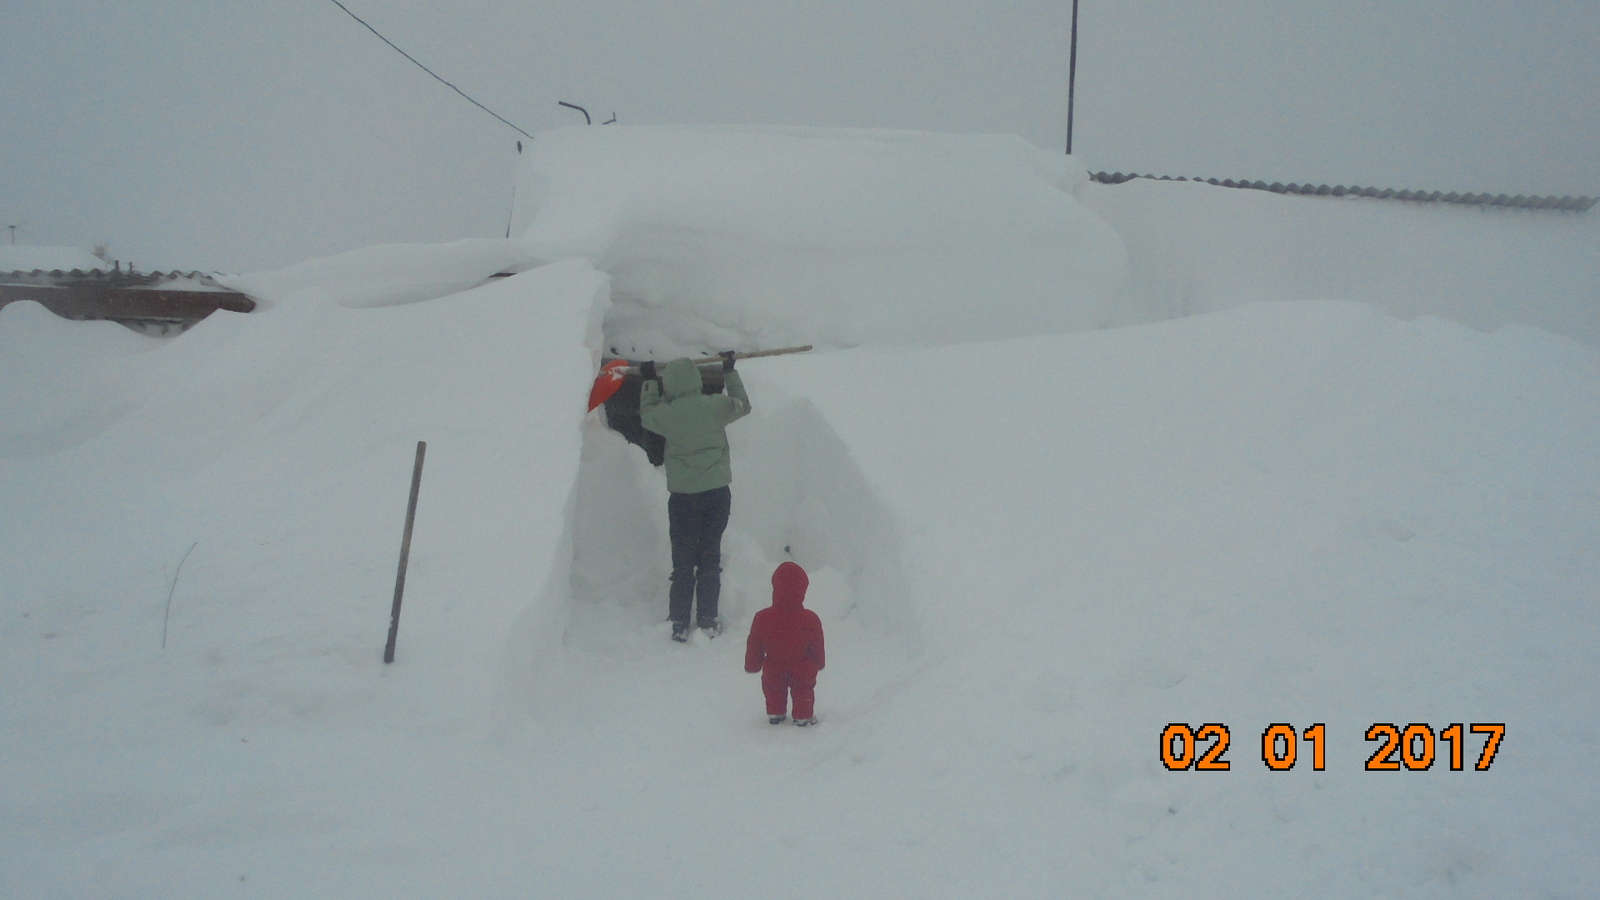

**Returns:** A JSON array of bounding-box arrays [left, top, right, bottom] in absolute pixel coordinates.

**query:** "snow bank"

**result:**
[[1083, 177, 1600, 345], [511, 126, 1128, 354], [221, 238, 546, 310], [0, 255, 602, 768], [508, 126, 1597, 361], [0, 301, 161, 458], [738, 301, 1600, 896]]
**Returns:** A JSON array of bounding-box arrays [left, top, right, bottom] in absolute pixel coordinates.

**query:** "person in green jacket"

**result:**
[[639, 352, 752, 642]]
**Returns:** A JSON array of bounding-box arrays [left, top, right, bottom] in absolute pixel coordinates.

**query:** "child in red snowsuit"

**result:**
[[744, 561, 826, 726]]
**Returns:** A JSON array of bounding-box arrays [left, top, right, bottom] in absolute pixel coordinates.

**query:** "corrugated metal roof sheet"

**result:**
[[0, 268, 236, 288]]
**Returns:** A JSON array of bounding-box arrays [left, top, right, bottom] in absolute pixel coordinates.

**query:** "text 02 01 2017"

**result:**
[[1159, 723, 1505, 772]]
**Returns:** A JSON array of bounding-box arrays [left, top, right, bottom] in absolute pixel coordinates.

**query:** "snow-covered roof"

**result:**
[[0, 266, 236, 291], [1088, 171, 1598, 210]]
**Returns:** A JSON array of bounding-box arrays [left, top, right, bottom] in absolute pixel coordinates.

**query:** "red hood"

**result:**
[[771, 561, 809, 610]]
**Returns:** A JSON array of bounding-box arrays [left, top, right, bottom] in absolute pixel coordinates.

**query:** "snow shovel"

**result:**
[[586, 345, 813, 411]]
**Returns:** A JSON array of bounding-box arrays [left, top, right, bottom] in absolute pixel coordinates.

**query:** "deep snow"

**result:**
[[0, 246, 108, 274], [3, 126, 1597, 899]]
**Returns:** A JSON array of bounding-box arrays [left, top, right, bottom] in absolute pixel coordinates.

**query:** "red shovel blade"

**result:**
[[587, 359, 631, 411]]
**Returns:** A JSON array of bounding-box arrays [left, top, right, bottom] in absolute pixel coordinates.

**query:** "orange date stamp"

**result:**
[[1160, 723, 1505, 772]]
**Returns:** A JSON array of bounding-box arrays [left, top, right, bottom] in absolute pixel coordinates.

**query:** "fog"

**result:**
[[3, 0, 1596, 272]]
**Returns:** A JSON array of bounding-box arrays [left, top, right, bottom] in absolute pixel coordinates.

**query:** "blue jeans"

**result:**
[[667, 486, 731, 627]]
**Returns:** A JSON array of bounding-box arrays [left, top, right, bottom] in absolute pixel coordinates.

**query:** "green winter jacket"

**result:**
[[640, 357, 752, 494]]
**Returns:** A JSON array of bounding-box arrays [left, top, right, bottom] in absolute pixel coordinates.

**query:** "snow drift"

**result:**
[[220, 238, 546, 311], [511, 126, 1129, 354], [1083, 176, 1600, 346]]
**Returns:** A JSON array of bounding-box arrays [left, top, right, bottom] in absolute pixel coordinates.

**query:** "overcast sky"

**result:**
[[4, 0, 1597, 273]]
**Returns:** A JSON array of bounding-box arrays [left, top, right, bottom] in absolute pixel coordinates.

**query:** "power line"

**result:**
[[324, 0, 533, 139]]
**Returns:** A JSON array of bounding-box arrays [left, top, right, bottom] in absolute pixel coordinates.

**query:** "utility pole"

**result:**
[[1066, 0, 1080, 156]]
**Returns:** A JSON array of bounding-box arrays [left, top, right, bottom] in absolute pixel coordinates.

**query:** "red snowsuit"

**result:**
[[744, 562, 826, 720]]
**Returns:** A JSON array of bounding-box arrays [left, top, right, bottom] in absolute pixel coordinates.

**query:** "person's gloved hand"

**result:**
[[639, 360, 656, 380], [720, 351, 737, 372]]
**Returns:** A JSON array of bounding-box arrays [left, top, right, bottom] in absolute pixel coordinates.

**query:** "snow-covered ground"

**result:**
[[3, 126, 1597, 898]]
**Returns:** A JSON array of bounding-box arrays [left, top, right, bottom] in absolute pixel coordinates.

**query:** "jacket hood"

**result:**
[[661, 357, 703, 400], [771, 561, 809, 609]]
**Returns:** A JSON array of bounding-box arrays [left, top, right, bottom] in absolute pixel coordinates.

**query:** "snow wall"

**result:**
[[512, 126, 1598, 356], [2, 257, 603, 733], [510, 125, 1131, 355]]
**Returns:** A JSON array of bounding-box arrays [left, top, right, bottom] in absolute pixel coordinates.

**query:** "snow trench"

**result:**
[[492, 264, 917, 733], [564, 393, 914, 649], [493, 399, 918, 739]]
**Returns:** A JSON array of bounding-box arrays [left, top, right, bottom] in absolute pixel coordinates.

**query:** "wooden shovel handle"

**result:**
[[618, 345, 812, 375]]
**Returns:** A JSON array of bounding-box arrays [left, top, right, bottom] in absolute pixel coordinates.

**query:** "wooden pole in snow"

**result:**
[[384, 441, 426, 664], [1067, 0, 1080, 156]]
